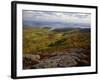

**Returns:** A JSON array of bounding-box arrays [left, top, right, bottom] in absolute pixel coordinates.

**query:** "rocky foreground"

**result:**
[[23, 48, 90, 69]]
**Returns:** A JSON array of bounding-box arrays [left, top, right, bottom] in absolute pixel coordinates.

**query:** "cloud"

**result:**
[[23, 10, 91, 24]]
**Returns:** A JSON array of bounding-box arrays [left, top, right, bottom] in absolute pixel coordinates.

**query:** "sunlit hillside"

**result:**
[[23, 27, 91, 69]]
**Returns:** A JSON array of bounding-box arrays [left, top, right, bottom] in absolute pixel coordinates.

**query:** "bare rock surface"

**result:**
[[23, 48, 90, 69]]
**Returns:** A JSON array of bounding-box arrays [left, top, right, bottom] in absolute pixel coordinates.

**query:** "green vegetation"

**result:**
[[23, 27, 90, 54]]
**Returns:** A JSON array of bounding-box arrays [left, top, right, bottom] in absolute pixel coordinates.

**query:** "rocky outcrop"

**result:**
[[23, 48, 90, 69]]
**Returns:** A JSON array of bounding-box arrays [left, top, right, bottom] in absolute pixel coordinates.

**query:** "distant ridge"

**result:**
[[23, 20, 90, 29]]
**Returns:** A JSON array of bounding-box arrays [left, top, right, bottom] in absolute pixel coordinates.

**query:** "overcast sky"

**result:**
[[23, 10, 91, 25]]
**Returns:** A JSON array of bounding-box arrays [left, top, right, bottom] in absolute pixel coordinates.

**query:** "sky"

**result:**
[[23, 10, 91, 28]]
